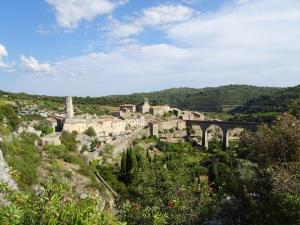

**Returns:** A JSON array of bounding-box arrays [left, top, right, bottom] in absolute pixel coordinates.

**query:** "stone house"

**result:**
[[119, 104, 136, 113], [150, 105, 171, 116], [122, 115, 146, 129]]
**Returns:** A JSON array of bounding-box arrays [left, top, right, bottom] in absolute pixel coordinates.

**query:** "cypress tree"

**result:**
[[146, 149, 151, 163], [120, 150, 126, 175], [208, 162, 219, 184]]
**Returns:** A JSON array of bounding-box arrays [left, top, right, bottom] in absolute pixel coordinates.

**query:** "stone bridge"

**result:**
[[185, 120, 261, 150]]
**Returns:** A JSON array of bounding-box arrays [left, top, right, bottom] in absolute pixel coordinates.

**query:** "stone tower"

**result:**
[[144, 97, 149, 104], [65, 96, 74, 119]]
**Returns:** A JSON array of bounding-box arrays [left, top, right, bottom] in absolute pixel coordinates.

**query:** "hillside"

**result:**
[[0, 85, 282, 113], [232, 85, 300, 114]]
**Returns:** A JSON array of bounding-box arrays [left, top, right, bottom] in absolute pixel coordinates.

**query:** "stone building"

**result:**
[[180, 111, 205, 120], [121, 115, 146, 129], [137, 98, 151, 114], [63, 117, 126, 136], [119, 104, 136, 113], [62, 96, 148, 137], [40, 133, 61, 146], [149, 119, 186, 136], [150, 105, 171, 116]]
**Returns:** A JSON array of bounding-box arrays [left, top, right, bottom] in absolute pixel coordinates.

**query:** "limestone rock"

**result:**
[[0, 149, 18, 190]]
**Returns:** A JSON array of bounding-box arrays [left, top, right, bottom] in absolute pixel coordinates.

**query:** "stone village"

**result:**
[[35, 96, 255, 161]]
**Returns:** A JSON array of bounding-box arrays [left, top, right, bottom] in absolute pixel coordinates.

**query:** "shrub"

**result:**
[[1, 133, 41, 189], [84, 127, 97, 137], [34, 123, 53, 136], [60, 131, 77, 152], [0, 178, 123, 225], [0, 104, 20, 130]]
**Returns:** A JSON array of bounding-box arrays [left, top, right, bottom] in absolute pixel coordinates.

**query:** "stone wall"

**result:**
[[86, 126, 150, 161], [63, 118, 126, 136], [159, 119, 186, 131]]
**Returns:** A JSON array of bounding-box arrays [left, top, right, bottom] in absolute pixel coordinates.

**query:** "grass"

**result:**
[[0, 99, 14, 106]]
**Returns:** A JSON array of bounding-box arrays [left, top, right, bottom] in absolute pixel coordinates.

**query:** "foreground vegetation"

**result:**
[[0, 178, 123, 225]]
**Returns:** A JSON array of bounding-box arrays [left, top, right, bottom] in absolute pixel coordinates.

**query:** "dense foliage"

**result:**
[[0, 178, 123, 225], [116, 143, 216, 225]]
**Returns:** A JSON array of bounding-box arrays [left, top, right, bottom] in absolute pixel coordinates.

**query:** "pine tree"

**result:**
[[125, 148, 136, 182]]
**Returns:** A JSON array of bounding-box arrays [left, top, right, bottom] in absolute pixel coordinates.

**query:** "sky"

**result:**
[[0, 0, 300, 96]]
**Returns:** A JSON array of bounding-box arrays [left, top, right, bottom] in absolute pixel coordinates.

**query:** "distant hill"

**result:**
[[232, 85, 300, 114], [95, 85, 282, 112], [0, 85, 283, 112]]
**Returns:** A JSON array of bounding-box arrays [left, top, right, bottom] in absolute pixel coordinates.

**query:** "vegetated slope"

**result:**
[[232, 85, 300, 114], [74, 85, 282, 112], [1, 85, 282, 112]]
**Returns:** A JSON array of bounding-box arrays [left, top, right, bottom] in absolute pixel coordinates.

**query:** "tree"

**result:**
[[241, 113, 300, 163], [90, 138, 100, 152], [146, 149, 151, 163], [117, 160, 216, 225], [219, 113, 300, 225], [120, 151, 127, 176]]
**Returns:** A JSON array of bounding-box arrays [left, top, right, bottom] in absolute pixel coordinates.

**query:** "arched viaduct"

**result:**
[[185, 120, 261, 150]]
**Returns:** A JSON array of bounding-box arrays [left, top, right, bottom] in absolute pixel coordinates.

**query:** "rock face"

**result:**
[[0, 148, 18, 190]]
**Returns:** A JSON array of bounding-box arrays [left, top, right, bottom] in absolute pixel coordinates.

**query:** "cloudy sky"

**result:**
[[0, 0, 300, 96]]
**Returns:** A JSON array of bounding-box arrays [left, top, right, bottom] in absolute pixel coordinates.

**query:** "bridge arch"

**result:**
[[186, 120, 259, 150]]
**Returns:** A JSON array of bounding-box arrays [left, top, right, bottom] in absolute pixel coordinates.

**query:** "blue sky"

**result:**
[[0, 0, 300, 96]]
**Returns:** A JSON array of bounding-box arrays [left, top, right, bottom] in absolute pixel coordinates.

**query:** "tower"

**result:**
[[65, 96, 74, 119], [144, 97, 149, 104]]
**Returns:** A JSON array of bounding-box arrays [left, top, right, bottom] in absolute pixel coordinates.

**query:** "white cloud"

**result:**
[[0, 44, 15, 72], [107, 4, 194, 39], [46, 0, 127, 29], [167, 0, 300, 48], [20, 55, 56, 75], [0, 44, 9, 69]]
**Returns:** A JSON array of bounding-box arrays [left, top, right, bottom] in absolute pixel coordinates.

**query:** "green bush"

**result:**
[[60, 131, 77, 152], [84, 127, 97, 137], [34, 123, 54, 136], [0, 104, 20, 130]]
